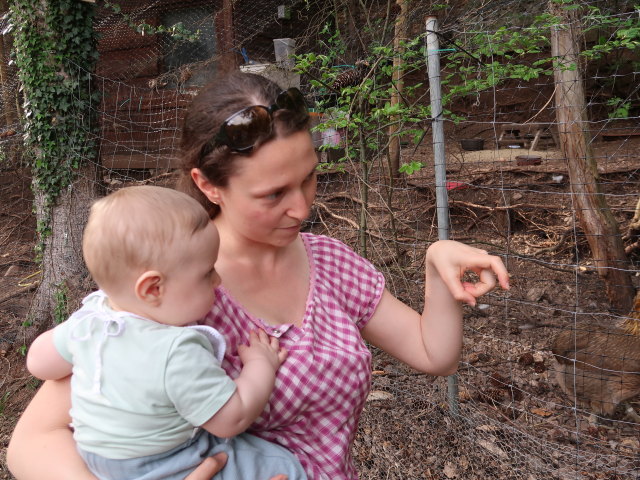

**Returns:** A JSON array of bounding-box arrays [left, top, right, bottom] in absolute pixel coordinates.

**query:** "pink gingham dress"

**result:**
[[201, 233, 385, 479]]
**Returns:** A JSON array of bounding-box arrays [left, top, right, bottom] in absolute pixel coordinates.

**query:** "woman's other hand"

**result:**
[[184, 453, 228, 480], [183, 452, 289, 480]]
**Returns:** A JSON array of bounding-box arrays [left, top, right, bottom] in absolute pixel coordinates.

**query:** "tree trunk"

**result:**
[[550, 4, 634, 313], [388, 0, 407, 178], [11, 0, 100, 337], [29, 164, 98, 335]]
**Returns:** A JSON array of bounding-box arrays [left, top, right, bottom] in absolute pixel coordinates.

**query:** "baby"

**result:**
[[27, 185, 306, 480]]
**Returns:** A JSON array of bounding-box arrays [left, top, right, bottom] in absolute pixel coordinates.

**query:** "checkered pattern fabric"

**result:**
[[201, 233, 385, 479]]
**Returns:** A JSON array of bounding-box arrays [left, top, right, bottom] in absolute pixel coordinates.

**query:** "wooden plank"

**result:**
[[100, 128, 179, 143], [101, 114, 181, 133], [99, 140, 179, 154], [97, 48, 161, 78], [96, 24, 158, 52], [101, 153, 180, 170], [601, 131, 640, 141], [99, 142, 179, 156], [100, 90, 192, 112]]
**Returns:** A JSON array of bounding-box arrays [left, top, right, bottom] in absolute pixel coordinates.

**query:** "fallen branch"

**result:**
[[313, 202, 390, 242], [452, 200, 567, 212], [0, 282, 38, 305], [317, 191, 386, 210], [533, 230, 571, 256], [314, 201, 359, 229], [465, 240, 577, 274]]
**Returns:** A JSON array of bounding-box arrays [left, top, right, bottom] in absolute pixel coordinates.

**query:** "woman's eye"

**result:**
[[266, 191, 283, 200]]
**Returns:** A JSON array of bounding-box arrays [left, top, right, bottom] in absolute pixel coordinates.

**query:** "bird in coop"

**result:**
[[331, 60, 371, 91], [551, 291, 640, 420]]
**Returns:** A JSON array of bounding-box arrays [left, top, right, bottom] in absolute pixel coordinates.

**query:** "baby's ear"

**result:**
[[135, 271, 163, 306]]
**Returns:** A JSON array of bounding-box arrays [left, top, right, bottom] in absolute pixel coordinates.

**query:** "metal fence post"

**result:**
[[425, 15, 459, 415]]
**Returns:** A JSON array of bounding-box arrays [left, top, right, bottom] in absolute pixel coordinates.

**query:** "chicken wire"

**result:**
[[1, 1, 639, 479]]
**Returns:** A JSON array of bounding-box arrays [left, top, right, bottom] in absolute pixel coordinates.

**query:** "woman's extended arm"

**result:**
[[6, 377, 96, 480], [361, 240, 509, 376]]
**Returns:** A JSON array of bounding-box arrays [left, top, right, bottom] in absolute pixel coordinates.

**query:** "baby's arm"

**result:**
[[26, 329, 73, 380], [200, 329, 286, 438]]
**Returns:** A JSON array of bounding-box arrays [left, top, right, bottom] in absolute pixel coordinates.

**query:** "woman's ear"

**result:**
[[191, 168, 221, 205], [135, 271, 163, 306]]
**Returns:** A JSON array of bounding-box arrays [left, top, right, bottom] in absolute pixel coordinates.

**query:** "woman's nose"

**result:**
[[287, 189, 310, 220]]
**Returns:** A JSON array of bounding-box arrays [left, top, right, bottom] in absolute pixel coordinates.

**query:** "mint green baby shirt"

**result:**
[[53, 291, 237, 459]]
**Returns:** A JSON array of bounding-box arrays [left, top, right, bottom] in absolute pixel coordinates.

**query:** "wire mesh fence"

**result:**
[[1, 1, 639, 479]]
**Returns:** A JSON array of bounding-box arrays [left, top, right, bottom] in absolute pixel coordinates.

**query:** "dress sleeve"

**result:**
[[309, 234, 386, 329], [164, 329, 237, 427]]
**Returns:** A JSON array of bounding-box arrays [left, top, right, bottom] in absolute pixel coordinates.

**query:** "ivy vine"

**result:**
[[7, 0, 99, 256]]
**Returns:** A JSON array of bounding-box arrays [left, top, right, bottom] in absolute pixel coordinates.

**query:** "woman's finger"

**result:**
[[489, 256, 510, 290], [466, 255, 510, 292], [184, 452, 227, 480], [464, 268, 497, 298], [440, 270, 474, 305]]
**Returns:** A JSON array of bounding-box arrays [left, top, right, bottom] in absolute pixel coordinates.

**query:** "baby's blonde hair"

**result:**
[[83, 185, 210, 290]]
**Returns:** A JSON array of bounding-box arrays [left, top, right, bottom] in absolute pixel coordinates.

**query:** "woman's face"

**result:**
[[215, 130, 318, 247]]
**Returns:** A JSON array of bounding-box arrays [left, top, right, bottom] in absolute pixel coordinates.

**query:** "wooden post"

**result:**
[[388, 0, 407, 178], [215, 0, 237, 73], [550, 3, 634, 313]]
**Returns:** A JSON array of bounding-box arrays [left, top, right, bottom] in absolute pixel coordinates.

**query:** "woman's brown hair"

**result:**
[[177, 71, 310, 218]]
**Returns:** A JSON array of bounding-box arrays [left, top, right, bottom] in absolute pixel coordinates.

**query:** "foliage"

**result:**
[[8, 0, 99, 257], [0, 391, 10, 416], [606, 97, 632, 119], [294, 2, 639, 175], [53, 281, 69, 325], [582, 4, 640, 58], [295, 25, 432, 172], [103, 0, 201, 42]]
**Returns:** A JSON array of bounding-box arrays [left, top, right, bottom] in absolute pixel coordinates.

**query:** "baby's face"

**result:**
[[159, 222, 221, 326]]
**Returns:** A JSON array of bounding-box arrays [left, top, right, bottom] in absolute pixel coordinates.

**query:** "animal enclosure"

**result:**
[[1, 1, 639, 479]]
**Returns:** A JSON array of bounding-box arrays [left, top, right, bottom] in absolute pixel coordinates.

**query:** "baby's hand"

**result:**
[[426, 240, 510, 306], [237, 329, 287, 372]]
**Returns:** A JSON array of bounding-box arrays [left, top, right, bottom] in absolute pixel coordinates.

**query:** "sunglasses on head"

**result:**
[[203, 87, 309, 155]]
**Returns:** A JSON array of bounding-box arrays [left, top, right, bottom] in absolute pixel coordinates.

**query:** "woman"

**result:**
[[7, 72, 509, 480]]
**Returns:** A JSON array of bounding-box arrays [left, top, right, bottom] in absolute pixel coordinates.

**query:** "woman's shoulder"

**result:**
[[301, 233, 385, 322], [301, 232, 380, 276], [301, 232, 355, 255]]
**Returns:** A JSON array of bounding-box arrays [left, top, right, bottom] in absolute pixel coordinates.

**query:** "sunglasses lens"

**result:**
[[223, 106, 272, 151], [276, 88, 308, 116], [213, 90, 308, 153]]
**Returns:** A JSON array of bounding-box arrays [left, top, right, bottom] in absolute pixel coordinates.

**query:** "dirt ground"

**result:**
[[1, 129, 639, 478]]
